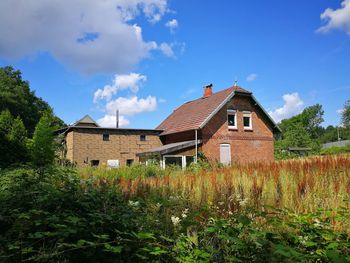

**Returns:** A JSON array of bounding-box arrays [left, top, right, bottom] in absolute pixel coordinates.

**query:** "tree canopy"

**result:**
[[341, 100, 350, 128], [0, 66, 64, 136]]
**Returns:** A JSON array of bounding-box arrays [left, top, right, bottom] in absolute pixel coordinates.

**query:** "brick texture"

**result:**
[[65, 129, 162, 166], [201, 96, 274, 163]]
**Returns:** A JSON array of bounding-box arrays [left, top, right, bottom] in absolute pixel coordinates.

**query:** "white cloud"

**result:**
[[336, 108, 344, 114], [94, 73, 146, 102], [158, 98, 167, 103], [0, 0, 168, 74], [317, 0, 350, 35], [246, 73, 258, 82], [165, 19, 178, 32], [268, 93, 304, 123], [159, 42, 175, 57], [106, 96, 157, 116], [97, 114, 130, 128]]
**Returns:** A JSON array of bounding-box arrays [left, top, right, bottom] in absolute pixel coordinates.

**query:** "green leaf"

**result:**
[[133, 232, 156, 240], [104, 244, 123, 254]]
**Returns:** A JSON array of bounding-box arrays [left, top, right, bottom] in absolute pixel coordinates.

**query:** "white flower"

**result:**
[[171, 216, 181, 226], [239, 198, 249, 207], [128, 200, 140, 207]]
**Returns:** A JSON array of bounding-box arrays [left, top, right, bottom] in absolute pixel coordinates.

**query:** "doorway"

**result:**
[[220, 144, 231, 165]]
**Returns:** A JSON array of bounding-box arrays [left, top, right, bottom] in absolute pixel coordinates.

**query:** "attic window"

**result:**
[[227, 109, 237, 129], [243, 111, 252, 130]]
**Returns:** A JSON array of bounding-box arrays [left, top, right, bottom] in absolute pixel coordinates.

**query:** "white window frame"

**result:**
[[243, 111, 252, 130], [227, 109, 237, 130], [162, 155, 186, 170]]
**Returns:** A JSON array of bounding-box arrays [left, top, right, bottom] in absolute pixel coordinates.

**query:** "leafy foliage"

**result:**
[[341, 99, 350, 128], [0, 110, 29, 168], [0, 66, 64, 136], [29, 112, 58, 167], [1, 162, 349, 262]]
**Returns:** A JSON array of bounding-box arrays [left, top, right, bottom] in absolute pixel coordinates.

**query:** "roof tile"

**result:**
[[157, 86, 251, 135]]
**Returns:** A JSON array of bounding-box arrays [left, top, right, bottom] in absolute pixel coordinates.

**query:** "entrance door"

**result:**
[[220, 144, 231, 165]]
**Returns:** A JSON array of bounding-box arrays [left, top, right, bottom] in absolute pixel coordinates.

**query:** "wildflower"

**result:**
[[182, 208, 189, 218], [128, 200, 140, 207], [171, 216, 181, 226], [239, 198, 249, 207]]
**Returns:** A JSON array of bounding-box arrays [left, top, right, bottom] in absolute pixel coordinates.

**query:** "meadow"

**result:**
[[1, 155, 349, 262]]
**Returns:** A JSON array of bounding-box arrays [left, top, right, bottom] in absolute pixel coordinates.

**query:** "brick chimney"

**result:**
[[203, 84, 213, 97]]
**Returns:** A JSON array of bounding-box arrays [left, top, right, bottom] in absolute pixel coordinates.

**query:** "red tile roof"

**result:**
[[157, 86, 251, 135]]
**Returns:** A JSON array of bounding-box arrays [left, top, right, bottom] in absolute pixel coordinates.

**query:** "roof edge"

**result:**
[[199, 91, 281, 133]]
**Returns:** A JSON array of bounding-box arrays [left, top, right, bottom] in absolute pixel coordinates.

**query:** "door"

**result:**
[[220, 144, 231, 165]]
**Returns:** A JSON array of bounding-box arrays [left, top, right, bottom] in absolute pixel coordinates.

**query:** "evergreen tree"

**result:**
[[30, 112, 57, 167]]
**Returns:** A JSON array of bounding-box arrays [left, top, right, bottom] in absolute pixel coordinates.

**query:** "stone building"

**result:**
[[59, 85, 280, 167], [59, 115, 162, 167]]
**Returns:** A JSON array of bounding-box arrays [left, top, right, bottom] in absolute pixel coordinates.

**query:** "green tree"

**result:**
[[30, 112, 57, 167], [0, 110, 29, 168], [341, 99, 350, 128], [0, 66, 65, 135]]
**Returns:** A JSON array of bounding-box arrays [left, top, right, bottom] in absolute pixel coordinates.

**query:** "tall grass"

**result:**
[[79, 155, 350, 230]]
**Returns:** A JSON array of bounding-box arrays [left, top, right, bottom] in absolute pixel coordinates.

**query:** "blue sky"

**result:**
[[0, 0, 349, 128]]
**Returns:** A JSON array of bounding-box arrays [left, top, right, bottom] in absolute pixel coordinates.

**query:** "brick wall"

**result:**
[[65, 129, 162, 166], [201, 95, 274, 163]]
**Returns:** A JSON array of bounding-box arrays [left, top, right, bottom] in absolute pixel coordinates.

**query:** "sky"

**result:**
[[0, 0, 349, 128]]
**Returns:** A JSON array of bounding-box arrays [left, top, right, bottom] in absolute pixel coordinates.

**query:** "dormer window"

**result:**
[[227, 109, 237, 129], [243, 111, 252, 130]]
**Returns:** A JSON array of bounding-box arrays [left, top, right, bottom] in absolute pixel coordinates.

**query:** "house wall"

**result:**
[[160, 130, 196, 144], [201, 95, 274, 163], [65, 129, 162, 166]]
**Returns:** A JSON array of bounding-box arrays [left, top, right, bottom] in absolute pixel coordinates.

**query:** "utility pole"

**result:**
[[116, 110, 119, 128], [337, 126, 340, 141]]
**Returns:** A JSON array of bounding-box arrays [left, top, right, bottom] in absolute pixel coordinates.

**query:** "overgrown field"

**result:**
[[1, 155, 350, 262]]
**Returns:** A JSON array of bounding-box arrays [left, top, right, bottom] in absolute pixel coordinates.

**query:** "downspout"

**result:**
[[195, 129, 198, 163]]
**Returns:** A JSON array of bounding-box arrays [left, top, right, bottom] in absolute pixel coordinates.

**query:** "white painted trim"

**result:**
[[199, 91, 236, 129]]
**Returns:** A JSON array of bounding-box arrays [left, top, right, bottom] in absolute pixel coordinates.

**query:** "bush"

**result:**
[[320, 145, 350, 155]]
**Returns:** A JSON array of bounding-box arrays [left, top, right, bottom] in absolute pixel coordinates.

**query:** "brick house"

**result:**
[[58, 115, 162, 167], [137, 84, 280, 168], [60, 85, 280, 167]]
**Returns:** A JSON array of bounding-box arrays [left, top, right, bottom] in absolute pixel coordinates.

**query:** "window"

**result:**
[[90, 160, 100, 166], [227, 109, 237, 129], [103, 133, 109, 141], [140, 135, 146, 141], [126, 159, 134, 166], [243, 111, 252, 129]]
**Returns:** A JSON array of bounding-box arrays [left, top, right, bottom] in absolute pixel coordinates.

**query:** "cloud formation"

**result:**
[[106, 96, 157, 116], [317, 0, 350, 35], [246, 73, 258, 82], [165, 19, 178, 33], [268, 93, 304, 123], [97, 114, 130, 128], [0, 0, 168, 74], [94, 73, 147, 102], [94, 72, 157, 127], [159, 43, 175, 57]]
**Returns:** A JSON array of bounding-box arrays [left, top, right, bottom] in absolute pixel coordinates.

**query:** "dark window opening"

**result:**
[[91, 160, 100, 166], [140, 135, 146, 141], [126, 159, 134, 166], [243, 116, 250, 127], [103, 133, 109, 141], [186, 156, 194, 167], [228, 114, 236, 127], [164, 156, 182, 167]]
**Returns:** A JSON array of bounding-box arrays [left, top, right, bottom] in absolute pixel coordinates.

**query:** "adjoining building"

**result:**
[[58, 85, 281, 167], [57, 115, 162, 167]]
